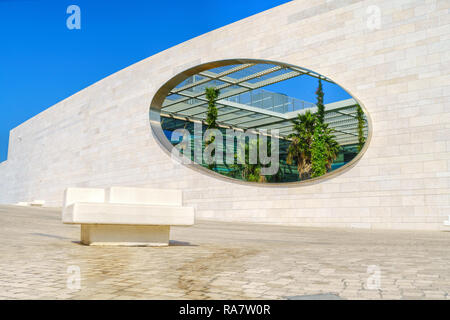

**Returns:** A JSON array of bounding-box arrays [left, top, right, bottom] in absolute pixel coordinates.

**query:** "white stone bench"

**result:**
[[16, 200, 46, 207], [62, 187, 195, 246], [444, 216, 450, 227], [30, 200, 46, 207]]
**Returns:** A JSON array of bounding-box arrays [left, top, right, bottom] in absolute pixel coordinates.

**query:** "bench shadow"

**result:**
[[31, 232, 70, 240], [70, 240, 198, 246], [169, 240, 198, 247]]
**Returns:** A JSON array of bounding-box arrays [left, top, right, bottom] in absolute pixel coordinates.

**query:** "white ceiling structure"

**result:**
[[161, 63, 368, 146]]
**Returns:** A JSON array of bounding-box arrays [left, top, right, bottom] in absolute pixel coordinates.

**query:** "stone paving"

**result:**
[[0, 205, 449, 300]]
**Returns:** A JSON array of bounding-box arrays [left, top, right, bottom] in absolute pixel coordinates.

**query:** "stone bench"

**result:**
[[62, 187, 195, 246], [16, 200, 46, 207]]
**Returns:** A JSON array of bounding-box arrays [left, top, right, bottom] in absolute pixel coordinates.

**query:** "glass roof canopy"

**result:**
[[161, 63, 368, 146]]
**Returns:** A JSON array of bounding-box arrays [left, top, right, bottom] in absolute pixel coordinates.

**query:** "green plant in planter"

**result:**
[[316, 78, 325, 124], [204, 87, 220, 170], [311, 122, 340, 177], [205, 87, 220, 130], [356, 104, 366, 152]]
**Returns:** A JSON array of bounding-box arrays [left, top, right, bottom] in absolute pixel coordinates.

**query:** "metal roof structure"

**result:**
[[161, 63, 368, 146]]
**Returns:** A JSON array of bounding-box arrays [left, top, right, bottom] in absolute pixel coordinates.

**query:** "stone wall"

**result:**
[[0, 0, 449, 230]]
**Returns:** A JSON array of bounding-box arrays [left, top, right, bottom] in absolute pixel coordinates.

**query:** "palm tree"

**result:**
[[287, 111, 340, 180], [286, 111, 316, 180], [318, 123, 340, 171], [287, 76, 341, 180]]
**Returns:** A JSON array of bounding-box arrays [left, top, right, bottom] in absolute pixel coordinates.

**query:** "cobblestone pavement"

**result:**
[[0, 205, 449, 300]]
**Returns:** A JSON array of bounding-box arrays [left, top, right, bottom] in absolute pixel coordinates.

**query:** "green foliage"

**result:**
[[316, 78, 325, 124], [204, 87, 220, 170], [205, 87, 220, 130], [232, 134, 266, 183], [264, 163, 284, 183], [356, 104, 365, 152], [322, 124, 340, 170], [311, 122, 340, 177], [286, 80, 340, 180], [286, 111, 316, 180], [311, 124, 328, 178]]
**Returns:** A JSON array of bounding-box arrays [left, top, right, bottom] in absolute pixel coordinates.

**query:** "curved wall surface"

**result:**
[[0, 0, 449, 230]]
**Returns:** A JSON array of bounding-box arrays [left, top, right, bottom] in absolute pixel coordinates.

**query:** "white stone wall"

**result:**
[[0, 0, 449, 230]]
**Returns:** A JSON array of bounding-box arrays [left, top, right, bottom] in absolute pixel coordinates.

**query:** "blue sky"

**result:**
[[0, 0, 350, 162]]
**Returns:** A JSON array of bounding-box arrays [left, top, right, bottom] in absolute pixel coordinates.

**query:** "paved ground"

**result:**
[[0, 205, 449, 300]]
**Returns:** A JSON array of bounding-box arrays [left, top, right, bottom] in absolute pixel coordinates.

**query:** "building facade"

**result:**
[[0, 0, 449, 230]]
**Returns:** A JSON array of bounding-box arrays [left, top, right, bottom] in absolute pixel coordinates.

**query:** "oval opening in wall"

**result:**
[[150, 59, 370, 185]]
